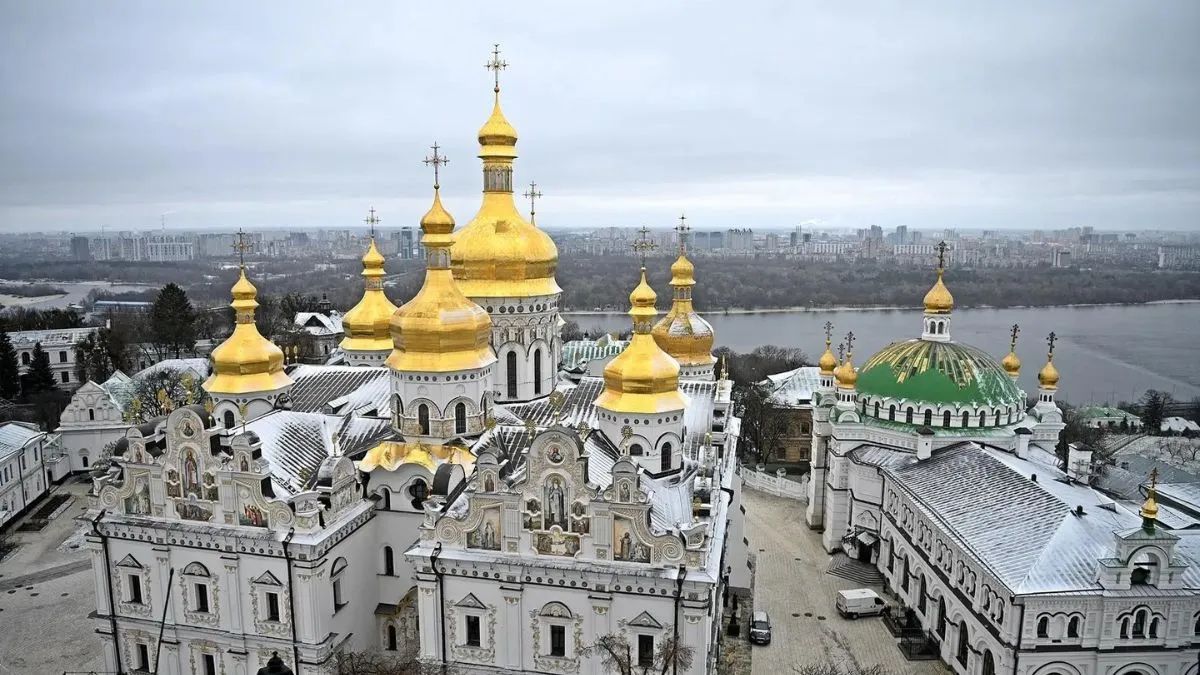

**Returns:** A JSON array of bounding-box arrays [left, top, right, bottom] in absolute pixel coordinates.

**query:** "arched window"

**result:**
[[905, 408, 913, 424], [1037, 616, 1049, 638], [981, 650, 995, 675], [383, 546, 395, 576], [454, 402, 467, 434], [331, 558, 348, 609], [889, 404, 896, 421], [923, 410, 932, 426], [418, 404, 430, 435], [1194, 614, 1200, 636], [943, 411, 951, 427], [901, 556, 910, 591], [533, 348, 543, 395], [409, 479, 429, 509], [1149, 617, 1159, 638], [20, 353, 29, 365], [956, 624, 969, 665], [1132, 609, 1147, 637], [936, 597, 947, 638], [961, 411, 970, 427], [506, 351, 518, 399], [874, 401, 880, 418], [630, 443, 644, 456], [660, 443, 672, 472], [88, 408, 95, 421], [81, 455, 89, 468], [1120, 617, 1130, 639], [1131, 566, 1150, 585], [917, 575, 927, 614], [377, 488, 391, 510], [1068, 616, 1080, 638], [224, 410, 236, 428], [393, 394, 403, 417], [978, 410, 986, 426], [387, 624, 398, 651]]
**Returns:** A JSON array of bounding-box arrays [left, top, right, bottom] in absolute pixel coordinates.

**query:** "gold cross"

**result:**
[[674, 214, 690, 255], [935, 240, 949, 269], [365, 207, 380, 238], [485, 43, 508, 92], [523, 181, 542, 222], [844, 331, 855, 357], [1046, 331, 1057, 358], [837, 342, 845, 363], [631, 226, 658, 265], [232, 228, 252, 267], [823, 321, 834, 348], [423, 142, 448, 188], [1010, 324, 1020, 351]]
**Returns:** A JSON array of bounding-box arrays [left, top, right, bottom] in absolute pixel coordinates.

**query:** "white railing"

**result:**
[[741, 466, 807, 501]]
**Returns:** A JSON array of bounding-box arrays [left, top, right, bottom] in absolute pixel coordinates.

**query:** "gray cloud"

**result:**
[[1, 1, 1197, 232]]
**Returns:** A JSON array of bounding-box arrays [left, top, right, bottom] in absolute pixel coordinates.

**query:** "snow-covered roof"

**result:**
[[560, 336, 627, 371], [286, 365, 391, 417], [7, 327, 97, 348], [0, 422, 44, 461], [294, 311, 344, 337], [1163, 417, 1200, 434], [762, 366, 821, 407], [134, 358, 210, 381], [244, 410, 391, 497]]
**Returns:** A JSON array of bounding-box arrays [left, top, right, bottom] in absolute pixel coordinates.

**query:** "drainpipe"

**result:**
[[671, 561, 687, 675], [282, 528, 300, 675], [91, 510, 122, 675], [430, 542, 447, 675], [153, 567, 175, 672]]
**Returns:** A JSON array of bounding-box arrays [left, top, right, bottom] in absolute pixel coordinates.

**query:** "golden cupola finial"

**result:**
[[1037, 331, 1060, 390], [922, 241, 954, 314], [1001, 323, 1022, 378], [834, 331, 858, 388], [387, 145, 495, 374], [596, 264, 687, 415], [652, 216, 716, 368], [818, 320, 838, 375], [450, 44, 560, 300], [341, 208, 398, 354], [1141, 468, 1160, 531], [204, 236, 292, 395]]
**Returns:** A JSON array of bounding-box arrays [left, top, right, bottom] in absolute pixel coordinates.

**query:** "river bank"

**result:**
[[561, 298, 1200, 316]]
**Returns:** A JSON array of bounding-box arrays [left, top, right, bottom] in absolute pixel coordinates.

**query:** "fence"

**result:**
[[741, 466, 807, 501]]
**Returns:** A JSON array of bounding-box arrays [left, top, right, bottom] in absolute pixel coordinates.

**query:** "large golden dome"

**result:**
[[652, 252, 716, 367], [923, 267, 954, 314], [341, 237, 398, 353], [387, 187, 496, 373], [1001, 350, 1021, 376], [450, 85, 560, 299], [595, 269, 687, 414], [204, 269, 293, 395]]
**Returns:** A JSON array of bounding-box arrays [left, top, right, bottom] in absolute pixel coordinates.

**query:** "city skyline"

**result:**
[[2, 2, 1198, 232]]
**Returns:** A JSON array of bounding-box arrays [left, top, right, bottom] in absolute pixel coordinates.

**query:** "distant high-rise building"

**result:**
[[894, 225, 909, 246], [69, 236, 91, 261]]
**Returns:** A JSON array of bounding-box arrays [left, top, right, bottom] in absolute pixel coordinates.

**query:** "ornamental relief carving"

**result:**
[[178, 574, 220, 627], [113, 566, 154, 619], [447, 605, 497, 664], [249, 587, 291, 638], [529, 609, 583, 674]]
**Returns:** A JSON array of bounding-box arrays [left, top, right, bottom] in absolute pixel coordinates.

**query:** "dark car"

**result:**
[[749, 610, 772, 645]]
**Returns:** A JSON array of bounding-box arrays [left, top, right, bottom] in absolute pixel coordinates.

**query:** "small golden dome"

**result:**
[[923, 268, 954, 314], [818, 345, 838, 375], [341, 238, 398, 353], [652, 254, 715, 367], [478, 92, 518, 152], [1141, 491, 1159, 521], [596, 268, 687, 415], [1001, 350, 1021, 376], [388, 188, 496, 373], [204, 268, 293, 395], [835, 353, 858, 388], [1038, 357, 1060, 389]]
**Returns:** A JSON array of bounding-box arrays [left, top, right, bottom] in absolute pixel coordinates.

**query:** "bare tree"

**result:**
[[334, 647, 455, 675], [580, 633, 694, 675], [791, 665, 892, 675]]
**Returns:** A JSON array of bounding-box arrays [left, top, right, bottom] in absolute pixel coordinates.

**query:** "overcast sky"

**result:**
[[1, 1, 1197, 233]]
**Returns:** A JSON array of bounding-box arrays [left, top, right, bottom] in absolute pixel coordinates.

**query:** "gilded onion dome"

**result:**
[[818, 338, 838, 375], [340, 237, 398, 352], [923, 266, 954, 314], [1001, 350, 1021, 376], [652, 249, 716, 367], [450, 65, 560, 299], [835, 351, 858, 388], [595, 268, 687, 414], [1038, 354, 1060, 390], [387, 186, 496, 373], [204, 268, 293, 395]]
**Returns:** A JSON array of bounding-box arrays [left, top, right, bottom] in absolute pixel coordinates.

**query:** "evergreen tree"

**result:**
[[74, 328, 123, 384], [0, 331, 19, 401], [149, 283, 197, 359], [1140, 389, 1173, 435], [23, 342, 57, 395]]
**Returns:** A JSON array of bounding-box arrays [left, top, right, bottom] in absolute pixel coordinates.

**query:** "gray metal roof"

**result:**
[[245, 410, 391, 496], [286, 365, 391, 417]]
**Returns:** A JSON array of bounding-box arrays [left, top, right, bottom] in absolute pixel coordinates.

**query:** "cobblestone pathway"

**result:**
[[743, 489, 948, 675]]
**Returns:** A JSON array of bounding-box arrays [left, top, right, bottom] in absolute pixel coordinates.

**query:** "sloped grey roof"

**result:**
[[0, 422, 42, 461], [762, 366, 821, 407], [245, 410, 391, 496], [849, 444, 918, 470], [286, 365, 391, 417]]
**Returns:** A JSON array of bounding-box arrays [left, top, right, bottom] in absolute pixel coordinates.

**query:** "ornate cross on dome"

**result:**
[[364, 207, 380, 238], [1149, 467, 1159, 489], [823, 321, 834, 348], [485, 43, 508, 92], [523, 181, 542, 222], [674, 214, 690, 255], [231, 228, 252, 267], [935, 240, 949, 269], [836, 342, 845, 363], [845, 330, 856, 357], [423, 143, 448, 188], [1046, 331, 1057, 358], [631, 226, 658, 266], [1009, 323, 1020, 351]]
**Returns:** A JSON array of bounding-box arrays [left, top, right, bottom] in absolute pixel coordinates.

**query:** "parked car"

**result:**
[[749, 610, 772, 645], [836, 588, 887, 618]]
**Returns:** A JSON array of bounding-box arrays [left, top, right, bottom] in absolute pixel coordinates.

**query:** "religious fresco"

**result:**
[[543, 475, 568, 530], [123, 477, 151, 516], [203, 472, 219, 501], [164, 467, 181, 498], [240, 503, 268, 527], [618, 481, 631, 503], [240, 456, 250, 472], [182, 449, 203, 499], [483, 474, 496, 493], [175, 499, 214, 522], [534, 529, 580, 557], [467, 507, 501, 551], [570, 501, 590, 535], [613, 517, 650, 563]]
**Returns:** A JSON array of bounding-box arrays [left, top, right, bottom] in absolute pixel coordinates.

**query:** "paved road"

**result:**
[[743, 489, 947, 675], [0, 559, 91, 592]]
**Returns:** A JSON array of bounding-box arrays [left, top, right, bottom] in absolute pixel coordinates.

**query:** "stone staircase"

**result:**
[[826, 553, 885, 586]]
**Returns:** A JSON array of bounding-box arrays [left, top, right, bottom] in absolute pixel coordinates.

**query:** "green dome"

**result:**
[[856, 339, 1023, 408]]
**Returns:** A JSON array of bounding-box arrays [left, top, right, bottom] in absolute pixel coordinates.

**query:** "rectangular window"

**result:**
[[332, 579, 344, 609], [203, 653, 217, 675], [550, 624, 566, 657], [266, 592, 281, 621], [136, 643, 150, 671], [466, 615, 481, 647], [637, 634, 654, 667], [59, 351, 68, 363], [128, 575, 143, 604], [195, 583, 209, 613], [61, 371, 70, 383]]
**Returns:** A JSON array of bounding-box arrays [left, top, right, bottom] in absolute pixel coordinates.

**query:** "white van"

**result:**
[[836, 589, 886, 618]]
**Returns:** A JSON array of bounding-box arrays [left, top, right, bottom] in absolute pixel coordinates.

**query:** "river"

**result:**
[[0, 280, 156, 311], [567, 302, 1200, 406]]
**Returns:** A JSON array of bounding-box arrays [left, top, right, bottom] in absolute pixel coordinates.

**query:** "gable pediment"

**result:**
[[628, 611, 662, 629], [455, 593, 487, 610], [251, 571, 283, 586], [115, 554, 143, 569]]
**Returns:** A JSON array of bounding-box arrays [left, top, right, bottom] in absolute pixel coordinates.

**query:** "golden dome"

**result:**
[[1001, 350, 1021, 376], [387, 188, 496, 373], [341, 238, 398, 353], [835, 353, 858, 388], [358, 440, 476, 473], [923, 268, 954, 314], [596, 269, 687, 414], [652, 253, 716, 367], [1038, 356, 1060, 389], [1141, 490, 1159, 521], [204, 268, 293, 395], [818, 341, 838, 375], [450, 88, 560, 299]]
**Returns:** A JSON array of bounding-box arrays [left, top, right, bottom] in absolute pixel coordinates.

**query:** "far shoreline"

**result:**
[[562, 298, 1200, 316]]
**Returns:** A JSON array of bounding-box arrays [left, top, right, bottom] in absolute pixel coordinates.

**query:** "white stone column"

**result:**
[[588, 595, 613, 675], [501, 586, 523, 670], [223, 555, 244, 634], [416, 577, 440, 661]]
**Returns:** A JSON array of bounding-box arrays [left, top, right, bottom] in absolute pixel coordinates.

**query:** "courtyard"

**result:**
[[742, 488, 948, 675]]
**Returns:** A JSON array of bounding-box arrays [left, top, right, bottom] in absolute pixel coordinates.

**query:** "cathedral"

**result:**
[[84, 48, 746, 675]]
